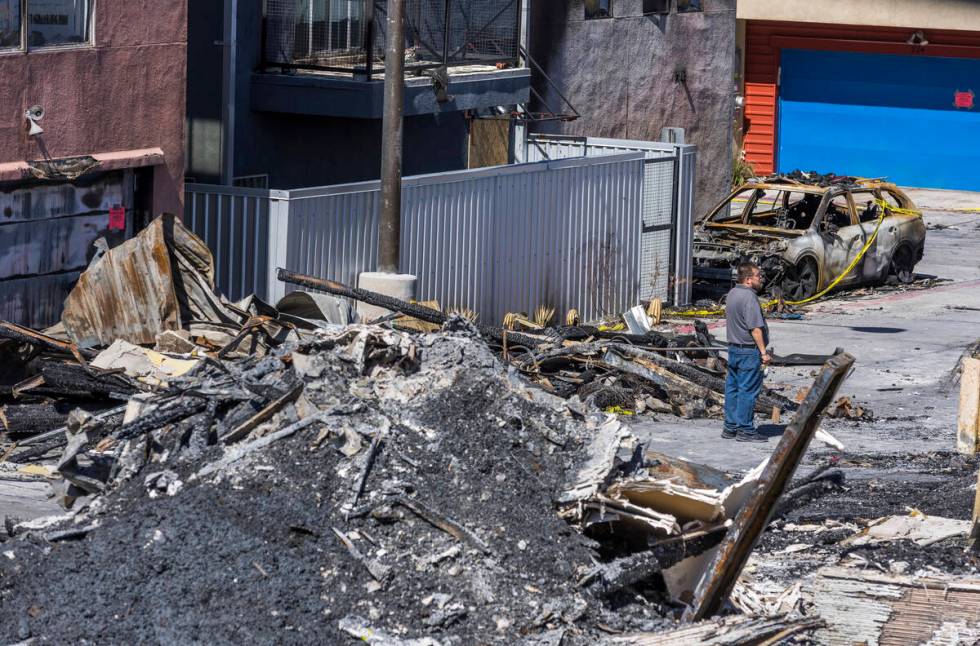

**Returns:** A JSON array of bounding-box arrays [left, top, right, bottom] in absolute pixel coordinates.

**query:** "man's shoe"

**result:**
[[736, 432, 767, 443], [721, 428, 737, 439]]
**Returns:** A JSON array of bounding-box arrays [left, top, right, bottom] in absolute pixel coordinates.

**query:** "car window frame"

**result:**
[[820, 189, 858, 230], [706, 186, 763, 224], [849, 189, 883, 224]]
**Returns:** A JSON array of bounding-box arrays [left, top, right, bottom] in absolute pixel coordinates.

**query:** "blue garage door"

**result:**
[[778, 48, 980, 190]]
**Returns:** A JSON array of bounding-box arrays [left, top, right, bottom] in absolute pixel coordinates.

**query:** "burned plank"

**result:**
[[220, 382, 304, 444], [683, 352, 855, 621], [332, 527, 392, 582], [276, 269, 546, 350], [395, 496, 492, 554], [37, 360, 137, 399], [1, 402, 112, 436], [0, 321, 96, 359], [609, 343, 796, 414], [346, 430, 384, 518]]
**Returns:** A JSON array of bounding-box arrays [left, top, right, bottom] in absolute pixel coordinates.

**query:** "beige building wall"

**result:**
[[737, 0, 980, 31]]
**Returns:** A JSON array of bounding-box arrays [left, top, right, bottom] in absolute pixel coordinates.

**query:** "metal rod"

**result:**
[[364, 0, 374, 80], [378, 0, 405, 274], [441, 0, 451, 67]]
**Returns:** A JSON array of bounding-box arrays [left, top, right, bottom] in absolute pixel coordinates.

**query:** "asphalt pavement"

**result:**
[[635, 188, 980, 473]]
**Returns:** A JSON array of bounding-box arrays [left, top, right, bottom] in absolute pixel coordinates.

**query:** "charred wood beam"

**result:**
[[115, 398, 209, 441], [395, 496, 492, 554], [0, 321, 96, 359], [4, 437, 65, 464], [37, 361, 137, 399], [1, 402, 112, 436], [9, 405, 126, 447], [600, 352, 714, 403], [221, 383, 304, 444], [276, 269, 545, 349], [609, 344, 796, 414], [684, 352, 855, 622]]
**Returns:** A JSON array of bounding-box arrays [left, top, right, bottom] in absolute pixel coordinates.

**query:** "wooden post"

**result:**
[[957, 357, 980, 455]]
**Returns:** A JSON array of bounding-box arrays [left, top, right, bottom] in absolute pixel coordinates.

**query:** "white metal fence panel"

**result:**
[[525, 134, 696, 305], [277, 155, 644, 322], [184, 153, 649, 322], [185, 184, 279, 301]]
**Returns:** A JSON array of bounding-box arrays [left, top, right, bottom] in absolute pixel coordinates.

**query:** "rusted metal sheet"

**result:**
[[683, 352, 856, 621], [62, 214, 238, 348]]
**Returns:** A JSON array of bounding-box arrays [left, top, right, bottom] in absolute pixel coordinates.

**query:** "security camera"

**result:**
[[24, 105, 44, 136]]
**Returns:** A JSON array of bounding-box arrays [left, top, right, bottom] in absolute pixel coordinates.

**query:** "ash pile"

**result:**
[[0, 216, 850, 644]]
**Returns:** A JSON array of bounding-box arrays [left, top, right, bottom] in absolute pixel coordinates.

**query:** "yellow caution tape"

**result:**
[[670, 198, 919, 317], [604, 406, 635, 416]]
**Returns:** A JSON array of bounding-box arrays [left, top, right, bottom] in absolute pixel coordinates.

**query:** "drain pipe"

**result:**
[[220, 0, 238, 185]]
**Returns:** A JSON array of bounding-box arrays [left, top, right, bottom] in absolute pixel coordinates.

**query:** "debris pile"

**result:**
[[277, 270, 804, 423], [0, 215, 892, 644]]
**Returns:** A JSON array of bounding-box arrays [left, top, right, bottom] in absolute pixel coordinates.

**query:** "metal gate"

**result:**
[[523, 134, 696, 305]]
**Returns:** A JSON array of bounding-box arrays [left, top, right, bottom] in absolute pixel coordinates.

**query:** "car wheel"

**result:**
[[891, 244, 916, 284], [781, 258, 819, 301]]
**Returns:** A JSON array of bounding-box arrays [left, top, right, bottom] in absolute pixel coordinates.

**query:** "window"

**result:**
[[677, 0, 702, 12], [643, 0, 669, 14], [747, 189, 782, 223], [849, 190, 881, 223], [28, 0, 91, 47], [746, 190, 821, 230], [0, 0, 92, 51], [0, 0, 21, 49], [823, 193, 856, 230], [585, 0, 611, 20]]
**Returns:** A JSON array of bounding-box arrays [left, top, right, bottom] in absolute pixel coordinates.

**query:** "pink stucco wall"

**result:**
[[0, 2, 187, 214]]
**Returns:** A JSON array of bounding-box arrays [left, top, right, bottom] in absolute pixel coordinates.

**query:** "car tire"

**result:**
[[781, 257, 819, 302], [891, 244, 916, 284]]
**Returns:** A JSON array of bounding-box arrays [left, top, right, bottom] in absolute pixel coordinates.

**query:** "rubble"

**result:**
[[0, 215, 917, 644]]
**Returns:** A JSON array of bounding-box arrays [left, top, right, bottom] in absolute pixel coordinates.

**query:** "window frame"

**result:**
[[0, 0, 95, 55], [584, 0, 613, 20], [642, 0, 670, 14], [676, 0, 703, 12]]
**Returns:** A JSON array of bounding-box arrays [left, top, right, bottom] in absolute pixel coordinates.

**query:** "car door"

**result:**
[[851, 188, 893, 282], [815, 190, 866, 287]]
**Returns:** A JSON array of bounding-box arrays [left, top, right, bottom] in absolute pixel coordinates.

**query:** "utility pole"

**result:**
[[378, 0, 405, 274], [359, 0, 415, 321]]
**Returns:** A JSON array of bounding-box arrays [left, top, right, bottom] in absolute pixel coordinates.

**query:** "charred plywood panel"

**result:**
[[0, 172, 131, 328], [809, 567, 980, 645]]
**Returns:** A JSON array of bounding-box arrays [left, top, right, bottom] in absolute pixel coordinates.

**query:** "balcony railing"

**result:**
[[263, 0, 521, 80]]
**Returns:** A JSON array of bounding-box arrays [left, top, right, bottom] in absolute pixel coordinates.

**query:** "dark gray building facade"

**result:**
[[186, 1, 530, 189], [529, 0, 737, 215]]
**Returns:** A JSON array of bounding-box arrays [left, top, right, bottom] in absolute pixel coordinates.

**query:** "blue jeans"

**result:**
[[724, 347, 763, 436]]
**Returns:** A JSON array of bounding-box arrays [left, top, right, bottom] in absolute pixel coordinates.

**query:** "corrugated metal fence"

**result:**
[[185, 149, 690, 323], [523, 134, 697, 305]]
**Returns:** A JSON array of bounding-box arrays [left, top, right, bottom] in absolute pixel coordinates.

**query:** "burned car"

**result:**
[[693, 176, 927, 301]]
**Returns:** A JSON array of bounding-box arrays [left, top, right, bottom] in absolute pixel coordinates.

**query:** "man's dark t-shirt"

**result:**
[[725, 284, 769, 346]]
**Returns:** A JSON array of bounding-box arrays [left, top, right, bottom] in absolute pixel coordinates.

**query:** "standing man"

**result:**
[[722, 262, 771, 442]]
